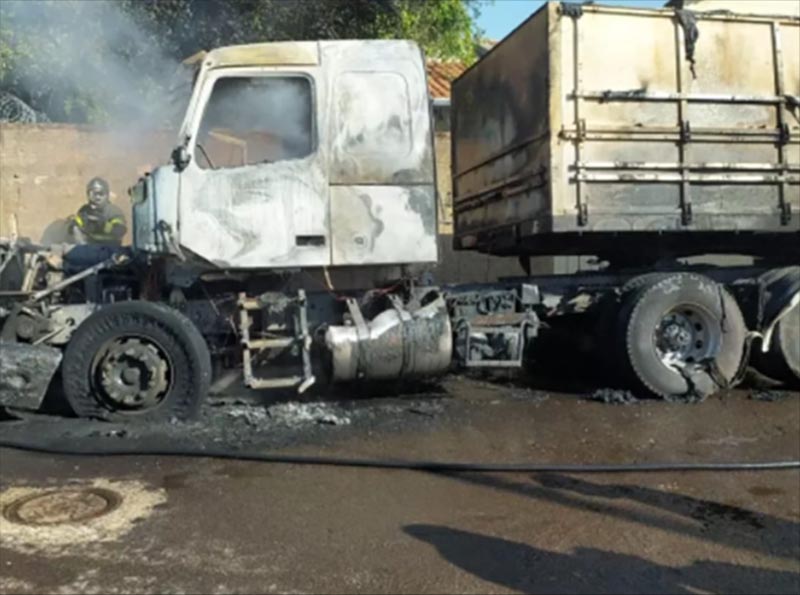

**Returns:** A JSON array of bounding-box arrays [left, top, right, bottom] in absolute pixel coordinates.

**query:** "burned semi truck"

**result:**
[[0, 3, 798, 421]]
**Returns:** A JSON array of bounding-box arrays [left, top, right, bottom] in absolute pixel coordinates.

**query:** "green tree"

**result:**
[[377, 0, 482, 63]]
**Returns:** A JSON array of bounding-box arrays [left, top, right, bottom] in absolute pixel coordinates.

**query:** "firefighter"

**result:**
[[69, 177, 127, 246]]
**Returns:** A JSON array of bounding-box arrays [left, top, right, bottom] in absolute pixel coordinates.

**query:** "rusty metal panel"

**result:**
[[451, 5, 551, 241], [452, 2, 800, 256], [686, 18, 776, 127], [330, 185, 436, 265]]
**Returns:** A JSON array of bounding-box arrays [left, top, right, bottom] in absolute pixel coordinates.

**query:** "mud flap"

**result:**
[[0, 341, 62, 411]]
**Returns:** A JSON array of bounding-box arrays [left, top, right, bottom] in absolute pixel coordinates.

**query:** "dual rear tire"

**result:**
[[615, 273, 747, 400]]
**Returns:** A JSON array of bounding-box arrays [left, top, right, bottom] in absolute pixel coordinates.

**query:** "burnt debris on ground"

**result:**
[[586, 388, 640, 405], [0, 389, 454, 453], [0, 374, 796, 458], [749, 390, 794, 402]]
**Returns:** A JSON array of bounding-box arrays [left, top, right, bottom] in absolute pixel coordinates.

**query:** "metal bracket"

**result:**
[[294, 289, 314, 393], [238, 290, 316, 392], [456, 317, 536, 369], [156, 220, 186, 261], [680, 120, 692, 143], [559, 2, 583, 18], [779, 123, 791, 145], [577, 202, 589, 227], [345, 298, 369, 337], [681, 200, 694, 226], [30, 254, 128, 302], [678, 119, 692, 226], [577, 118, 587, 141], [780, 199, 792, 225]]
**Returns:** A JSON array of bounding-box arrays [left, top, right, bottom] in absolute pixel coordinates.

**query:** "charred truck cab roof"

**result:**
[[133, 40, 437, 269]]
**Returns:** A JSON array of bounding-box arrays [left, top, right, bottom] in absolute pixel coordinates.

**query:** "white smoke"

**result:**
[[199, 77, 314, 162], [0, 0, 190, 128]]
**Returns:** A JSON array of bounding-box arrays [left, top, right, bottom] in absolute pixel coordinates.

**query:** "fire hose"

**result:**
[[1, 439, 798, 473]]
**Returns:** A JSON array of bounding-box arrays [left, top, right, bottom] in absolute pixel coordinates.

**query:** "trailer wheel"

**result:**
[[619, 273, 672, 296], [754, 301, 800, 386], [618, 273, 746, 401], [62, 301, 211, 421]]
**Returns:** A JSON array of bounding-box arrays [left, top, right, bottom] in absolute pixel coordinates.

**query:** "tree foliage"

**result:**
[[377, 0, 479, 63], [0, 0, 483, 123]]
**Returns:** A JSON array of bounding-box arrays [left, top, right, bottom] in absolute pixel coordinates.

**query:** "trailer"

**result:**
[[451, 1, 800, 261], [0, 10, 798, 421], [450, 0, 800, 395]]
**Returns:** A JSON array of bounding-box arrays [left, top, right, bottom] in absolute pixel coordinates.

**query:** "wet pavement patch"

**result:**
[[0, 480, 166, 554], [690, 500, 766, 531]]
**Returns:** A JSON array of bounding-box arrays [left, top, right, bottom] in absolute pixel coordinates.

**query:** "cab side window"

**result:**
[[335, 71, 412, 158]]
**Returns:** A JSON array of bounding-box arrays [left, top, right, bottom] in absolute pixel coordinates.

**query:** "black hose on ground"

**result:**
[[1, 439, 798, 473]]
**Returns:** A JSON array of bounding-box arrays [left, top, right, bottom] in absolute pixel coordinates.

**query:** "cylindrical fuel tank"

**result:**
[[325, 294, 452, 381]]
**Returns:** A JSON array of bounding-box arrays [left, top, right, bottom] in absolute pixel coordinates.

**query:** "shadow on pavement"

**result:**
[[405, 524, 800, 594], [434, 472, 800, 562]]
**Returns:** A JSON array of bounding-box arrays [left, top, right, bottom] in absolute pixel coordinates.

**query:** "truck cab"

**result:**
[[131, 41, 437, 270]]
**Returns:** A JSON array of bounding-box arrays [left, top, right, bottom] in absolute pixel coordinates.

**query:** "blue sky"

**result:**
[[476, 0, 668, 41]]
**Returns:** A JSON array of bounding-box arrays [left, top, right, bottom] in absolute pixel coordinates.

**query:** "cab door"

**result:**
[[324, 41, 437, 266], [178, 70, 329, 268]]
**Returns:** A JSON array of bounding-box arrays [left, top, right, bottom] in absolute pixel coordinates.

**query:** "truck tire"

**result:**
[[754, 301, 800, 386], [617, 273, 747, 401], [591, 273, 674, 378], [62, 301, 211, 421], [619, 273, 672, 296]]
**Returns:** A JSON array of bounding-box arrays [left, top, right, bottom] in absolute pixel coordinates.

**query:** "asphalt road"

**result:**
[[1, 378, 799, 594]]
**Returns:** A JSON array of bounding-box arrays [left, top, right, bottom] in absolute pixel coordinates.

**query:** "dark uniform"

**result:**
[[70, 177, 127, 246]]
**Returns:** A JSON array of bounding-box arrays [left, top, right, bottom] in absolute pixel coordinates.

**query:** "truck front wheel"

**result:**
[[617, 273, 746, 401], [62, 301, 211, 421]]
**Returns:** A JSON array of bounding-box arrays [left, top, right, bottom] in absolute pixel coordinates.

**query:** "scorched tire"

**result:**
[[617, 273, 746, 400], [62, 301, 211, 421]]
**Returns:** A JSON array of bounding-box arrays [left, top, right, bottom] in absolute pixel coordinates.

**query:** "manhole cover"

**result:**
[[2, 488, 122, 526]]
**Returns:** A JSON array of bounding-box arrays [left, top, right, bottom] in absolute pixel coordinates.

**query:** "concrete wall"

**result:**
[[434, 131, 454, 235], [0, 123, 173, 244], [671, 0, 800, 16]]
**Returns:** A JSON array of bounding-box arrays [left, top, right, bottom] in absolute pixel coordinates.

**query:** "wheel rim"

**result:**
[[653, 305, 720, 369], [92, 337, 172, 411]]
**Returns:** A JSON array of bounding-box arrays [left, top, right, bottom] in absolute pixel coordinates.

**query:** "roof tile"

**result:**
[[426, 60, 468, 99]]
